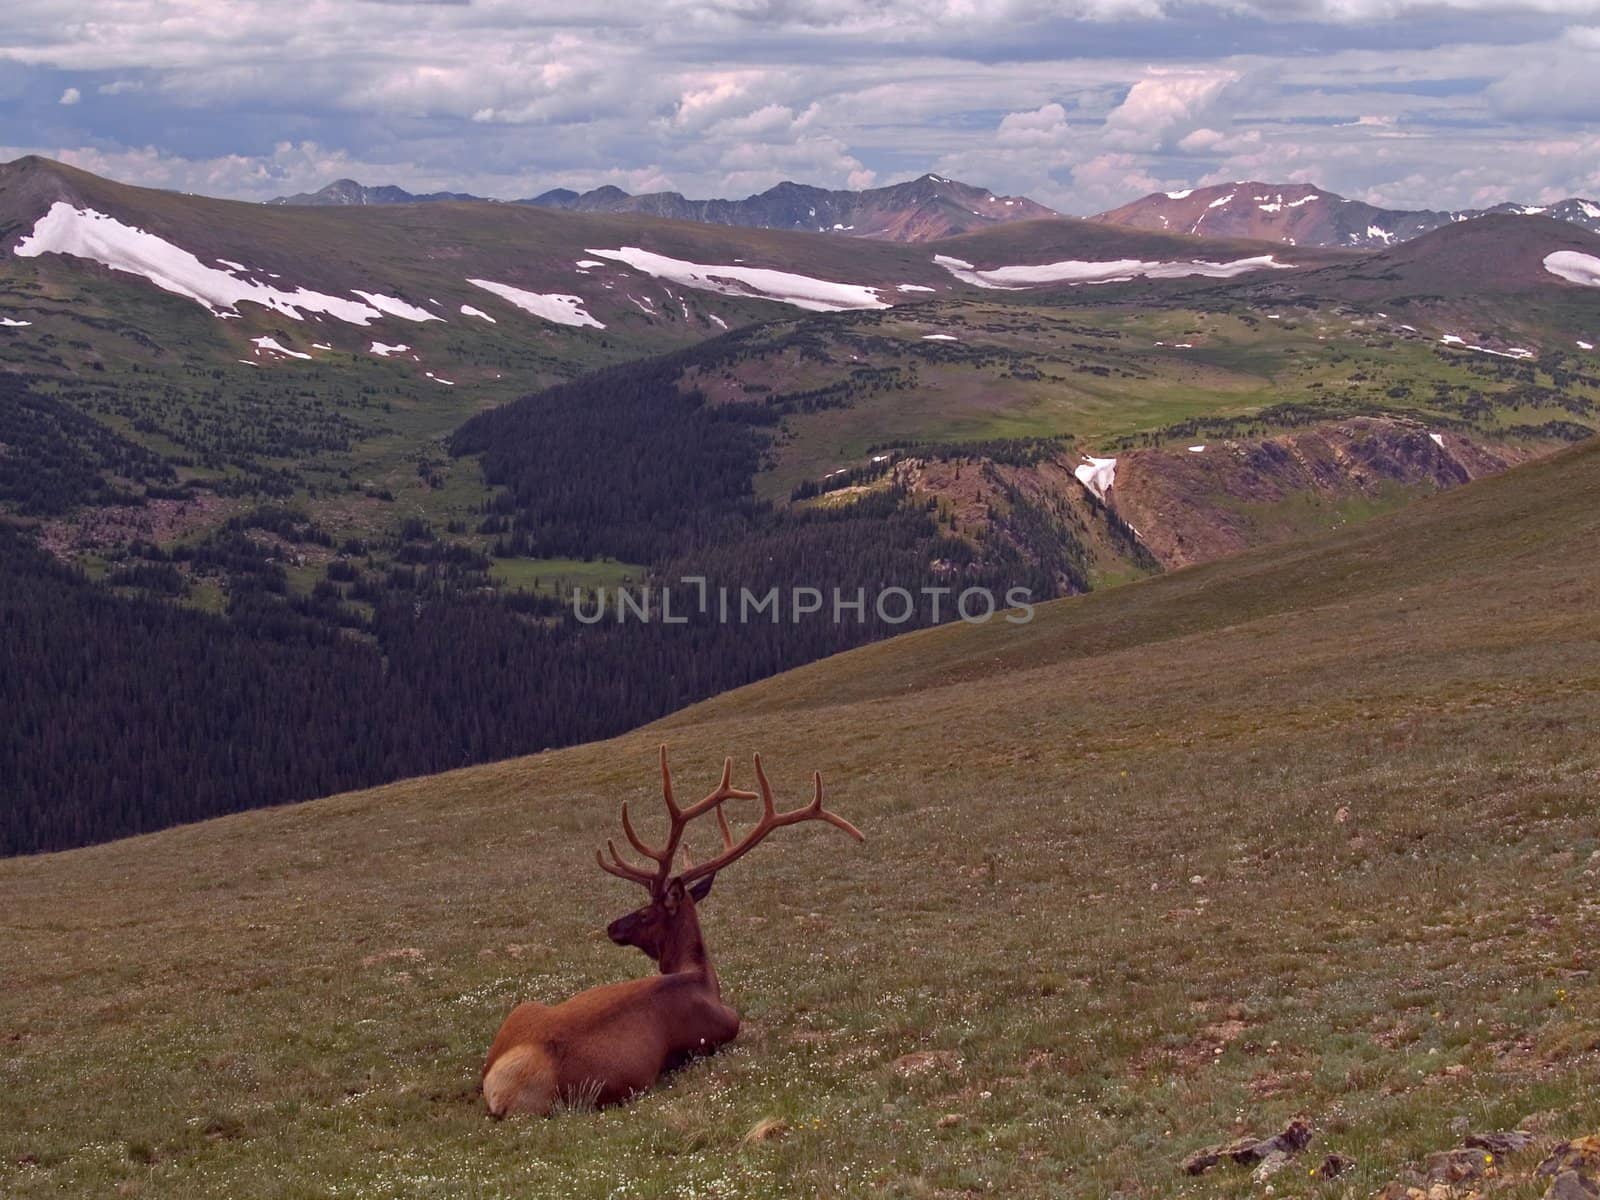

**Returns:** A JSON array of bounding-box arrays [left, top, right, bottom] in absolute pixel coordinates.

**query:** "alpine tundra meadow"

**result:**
[[3, 3, 1600, 1198]]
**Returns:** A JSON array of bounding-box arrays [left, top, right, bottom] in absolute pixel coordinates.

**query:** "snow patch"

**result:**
[[1074, 456, 1117, 501], [583, 247, 887, 312], [932, 253, 1289, 290], [708, 314, 728, 330], [1429, 433, 1445, 448], [1164, 189, 1194, 200], [1208, 192, 1236, 208], [574, 259, 604, 269], [352, 291, 441, 323], [251, 336, 311, 360], [1, 317, 31, 327], [459, 304, 497, 323], [1544, 250, 1600, 287], [468, 279, 605, 328], [13, 203, 427, 327], [1366, 225, 1396, 245], [424, 372, 455, 386], [897, 283, 936, 293], [1579, 340, 1595, 350], [370, 342, 410, 357], [1187, 445, 1206, 453], [922, 333, 959, 341], [1439, 333, 1535, 360]]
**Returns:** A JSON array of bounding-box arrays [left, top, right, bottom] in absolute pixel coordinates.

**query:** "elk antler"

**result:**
[[674, 752, 863, 888], [596, 745, 759, 895]]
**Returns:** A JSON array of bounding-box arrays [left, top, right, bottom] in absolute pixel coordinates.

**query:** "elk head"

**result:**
[[597, 746, 863, 966]]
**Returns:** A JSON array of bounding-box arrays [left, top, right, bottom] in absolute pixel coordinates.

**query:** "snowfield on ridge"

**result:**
[[931, 252, 1291, 289], [466, 279, 605, 329], [1545, 250, 1600, 287], [14, 203, 440, 327], [582, 246, 889, 312]]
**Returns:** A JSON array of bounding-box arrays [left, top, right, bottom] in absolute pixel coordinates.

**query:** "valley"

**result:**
[[4, 156, 1600, 857]]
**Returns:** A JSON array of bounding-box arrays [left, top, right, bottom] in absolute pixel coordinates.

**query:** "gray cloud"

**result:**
[[1, 0, 1598, 212]]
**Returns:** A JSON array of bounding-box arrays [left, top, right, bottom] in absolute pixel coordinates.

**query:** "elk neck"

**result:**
[[660, 898, 720, 996]]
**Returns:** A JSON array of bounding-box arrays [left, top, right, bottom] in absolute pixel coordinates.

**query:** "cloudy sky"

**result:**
[[3, 0, 1600, 214]]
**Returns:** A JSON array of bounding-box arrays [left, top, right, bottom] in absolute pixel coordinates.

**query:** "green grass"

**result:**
[[5, 439, 1600, 1197], [488, 556, 645, 595], [748, 301, 1600, 501]]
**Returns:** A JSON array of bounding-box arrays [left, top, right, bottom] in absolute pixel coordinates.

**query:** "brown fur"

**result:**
[[481, 885, 739, 1117]]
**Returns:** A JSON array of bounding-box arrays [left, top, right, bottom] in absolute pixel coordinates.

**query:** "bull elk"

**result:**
[[482, 745, 863, 1117]]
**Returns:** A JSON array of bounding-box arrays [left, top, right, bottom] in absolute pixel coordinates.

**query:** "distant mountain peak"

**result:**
[[268, 179, 485, 207], [517, 173, 1058, 242], [269, 172, 1057, 243], [1092, 180, 1600, 248]]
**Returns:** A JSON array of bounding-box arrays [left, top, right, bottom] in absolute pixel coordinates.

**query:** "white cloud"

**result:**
[[996, 103, 1071, 147], [3, 0, 1600, 216], [1104, 69, 1243, 152], [58, 86, 80, 105]]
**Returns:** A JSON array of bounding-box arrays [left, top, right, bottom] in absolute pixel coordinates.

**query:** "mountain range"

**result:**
[[272, 173, 1058, 243], [1091, 180, 1600, 248], [272, 170, 1600, 252]]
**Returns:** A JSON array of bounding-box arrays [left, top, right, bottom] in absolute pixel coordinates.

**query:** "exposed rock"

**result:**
[[1547, 1171, 1600, 1200], [1252, 1150, 1291, 1182], [1318, 1153, 1356, 1179], [1182, 1119, 1312, 1175], [1539, 1136, 1600, 1179], [1465, 1130, 1536, 1156], [1183, 1146, 1224, 1176], [1426, 1146, 1495, 1184], [1237, 1120, 1313, 1164], [1110, 418, 1543, 570]]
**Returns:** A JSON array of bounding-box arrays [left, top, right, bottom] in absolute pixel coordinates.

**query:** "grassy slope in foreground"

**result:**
[[5, 441, 1600, 1198]]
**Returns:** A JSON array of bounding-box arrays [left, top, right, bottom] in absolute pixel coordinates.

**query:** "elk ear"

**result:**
[[688, 874, 715, 903], [662, 878, 687, 914]]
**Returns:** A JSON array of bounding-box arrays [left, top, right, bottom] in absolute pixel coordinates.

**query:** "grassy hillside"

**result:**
[[693, 293, 1599, 505], [5, 438, 1599, 1197]]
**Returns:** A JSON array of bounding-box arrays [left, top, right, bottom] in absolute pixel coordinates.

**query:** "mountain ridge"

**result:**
[[271, 172, 1059, 243], [1092, 178, 1600, 248]]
